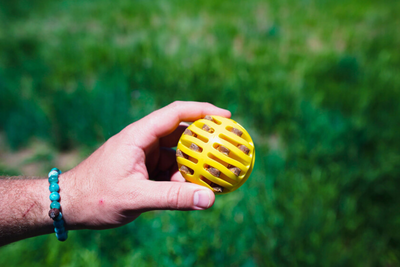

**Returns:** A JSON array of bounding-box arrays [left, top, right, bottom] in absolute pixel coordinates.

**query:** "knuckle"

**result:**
[[166, 185, 183, 210], [170, 101, 182, 109], [167, 101, 183, 122], [204, 102, 214, 109]]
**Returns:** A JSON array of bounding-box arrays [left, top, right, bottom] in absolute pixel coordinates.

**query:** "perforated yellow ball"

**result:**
[[176, 115, 255, 194]]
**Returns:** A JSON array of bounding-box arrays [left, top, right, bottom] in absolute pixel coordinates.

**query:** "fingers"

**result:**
[[133, 180, 215, 211], [132, 101, 231, 149]]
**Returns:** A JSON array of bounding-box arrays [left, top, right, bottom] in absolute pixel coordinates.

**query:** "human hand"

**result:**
[[59, 101, 231, 230]]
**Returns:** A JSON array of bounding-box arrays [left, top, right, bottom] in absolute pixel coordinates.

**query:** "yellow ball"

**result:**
[[176, 115, 255, 194]]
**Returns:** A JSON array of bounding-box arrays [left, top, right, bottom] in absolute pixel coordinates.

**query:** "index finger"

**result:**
[[132, 101, 231, 149]]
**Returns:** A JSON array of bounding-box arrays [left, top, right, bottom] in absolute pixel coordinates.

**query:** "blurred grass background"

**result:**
[[0, 0, 400, 265]]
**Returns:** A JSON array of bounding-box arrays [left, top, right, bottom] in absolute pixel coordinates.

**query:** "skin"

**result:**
[[0, 101, 231, 247]]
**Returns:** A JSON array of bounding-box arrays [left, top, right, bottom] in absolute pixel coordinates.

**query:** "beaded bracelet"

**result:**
[[48, 168, 68, 241]]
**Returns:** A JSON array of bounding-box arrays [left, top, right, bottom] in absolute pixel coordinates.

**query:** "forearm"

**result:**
[[0, 172, 80, 247], [0, 176, 52, 246]]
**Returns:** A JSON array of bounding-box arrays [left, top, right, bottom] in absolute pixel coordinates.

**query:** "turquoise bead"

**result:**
[[49, 192, 60, 201], [54, 212, 63, 221], [49, 183, 60, 192], [56, 231, 68, 241], [48, 170, 59, 178], [51, 168, 62, 175], [48, 175, 58, 183], [54, 226, 65, 233], [53, 219, 64, 228], [50, 201, 60, 209]]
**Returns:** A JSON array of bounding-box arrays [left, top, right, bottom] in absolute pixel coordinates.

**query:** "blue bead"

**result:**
[[48, 170, 59, 178], [56, 231, 68, 241], [54, 226, 65, 233], [49, 192, 60, 201], [53, 219, 64, 228], [48, 175, 58, 183], [50, 201, 60, 209], [54, 212, 63, 221], [49, 183, 60, 192], [51, 168, 62, 175]]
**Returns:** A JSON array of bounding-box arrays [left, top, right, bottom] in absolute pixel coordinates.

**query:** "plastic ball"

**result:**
[[176, 115, 255, 194]]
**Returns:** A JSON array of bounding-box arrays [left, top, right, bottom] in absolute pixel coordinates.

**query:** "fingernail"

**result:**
[[193, 190, 211, 209]]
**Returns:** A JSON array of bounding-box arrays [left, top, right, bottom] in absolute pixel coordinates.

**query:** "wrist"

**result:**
[[28, 178, 54, 236], [0, 170, 84, 246], [57, 170, 84, 231]]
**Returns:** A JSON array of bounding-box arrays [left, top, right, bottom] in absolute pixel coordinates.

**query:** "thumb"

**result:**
[[137, 181, 215, 211]]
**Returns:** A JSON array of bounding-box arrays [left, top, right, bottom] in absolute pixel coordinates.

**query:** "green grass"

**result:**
[[0, 0, 399, 266]]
